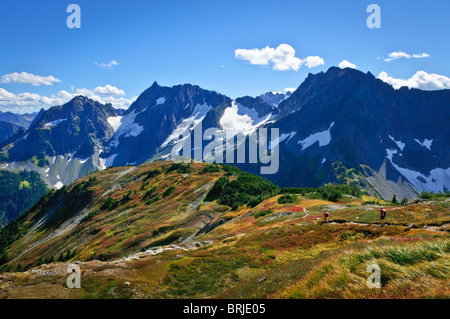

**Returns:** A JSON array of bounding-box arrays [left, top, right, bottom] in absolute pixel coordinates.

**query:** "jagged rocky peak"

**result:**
[[128, 81, 230, 114], [3, 95, 117, 163], [258, 90, 292, 108]]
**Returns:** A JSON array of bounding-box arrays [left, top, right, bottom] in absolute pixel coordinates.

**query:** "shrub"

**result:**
[[278, 194, 298, 204], [120, 191, 132, 204], [316, 183, 361, 202], [421, 190, 450, 199], [143, 169, 160, 181], [166, 163, 191, 174], [100, 197, 119, 211], [205, 172, 279, 209], [280, 187, 315, 195], [253, 210, 272, 219], [162, 186, 176, 198], [143, 186, 157, 199], [200, 165, 222, 174]]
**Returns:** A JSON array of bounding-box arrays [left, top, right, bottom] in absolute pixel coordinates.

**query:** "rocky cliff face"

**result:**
[[0, 96, 118, 188], [257, 67, 449, 199]]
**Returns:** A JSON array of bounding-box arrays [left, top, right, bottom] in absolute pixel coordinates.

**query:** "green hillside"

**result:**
[[0, 161, 448, 299], [0, 170, 48, 228]]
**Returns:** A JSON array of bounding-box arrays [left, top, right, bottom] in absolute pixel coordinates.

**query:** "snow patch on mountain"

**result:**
[[44, 118, 67, 127], [269, 131, 297, 150], [161, 100, 212, 148], [99, 154, 117, 170], [389, 135, 405, 151], [54, 181, 64, 189], [101, 154, 118, 169], [259, 91, 291, 108], [154, 97, 166, 107], [107, 116, 123, 132], [415, 138, 433, 151], [109, 109, 145, 147], [11, 133, 29, 145], [220, 101, 272, 136], [298, 122, 335, 151], [386, 148, 450, 193]]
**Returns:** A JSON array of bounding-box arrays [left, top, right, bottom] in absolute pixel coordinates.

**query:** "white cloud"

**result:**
[[384, 51, 430, 62], [93, 84, 125, 96], [235, 46, 275, 66], [412, 53, 430, 59], [304, 56, 325, 68], [0, 72, 61, 86], [235, 44, 324, 71], [270, 44, 303, 71], [0, 86, 135, 113], [338, 60, 357, 69], [377, 71, 450, 90], [95, 60, 119, 69]]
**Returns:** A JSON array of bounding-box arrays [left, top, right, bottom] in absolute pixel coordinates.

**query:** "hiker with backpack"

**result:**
[[380, 206, 387, 226], [323, 211, 329, 223]]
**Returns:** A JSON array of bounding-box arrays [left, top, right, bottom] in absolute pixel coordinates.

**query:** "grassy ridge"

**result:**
[[0, 161, 448, 299], [279, 240, 450, 299]]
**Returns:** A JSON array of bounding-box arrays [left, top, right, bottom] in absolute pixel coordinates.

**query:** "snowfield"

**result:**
[[101, 154, 118, 170], [269, 131, 297, 150], [107, 116, 123, 132], [389, 135, 406, 151], [415, 138, 433, 151], [161, 100, 212, 148], [44, 118, 67, 127], [109, 109, 145, 147], [298, 122, 335, 151], [220, 101, 272, 136], [54, 181, 64, 189], [386, 148, 450, 193], [154, 97, 166, 107]]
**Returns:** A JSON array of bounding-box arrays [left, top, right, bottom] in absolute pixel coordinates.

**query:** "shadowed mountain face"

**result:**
[[257, 67, 450, 199], [0, 121, 25, 145], [100, 82, 233, 166], [0, 96, 118, 188], [1, 67, 449, 199], [7, 96, 117, 162]]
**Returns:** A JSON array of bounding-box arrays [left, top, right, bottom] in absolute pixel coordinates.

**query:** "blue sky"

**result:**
[[1, 0, 449, 113]]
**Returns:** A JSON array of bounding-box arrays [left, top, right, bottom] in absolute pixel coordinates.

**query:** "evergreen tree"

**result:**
[[392, 194, 398, 204]]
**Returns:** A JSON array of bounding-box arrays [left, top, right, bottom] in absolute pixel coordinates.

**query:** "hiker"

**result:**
[[380, 206, 387, 226], [323, 211, 329, 223]]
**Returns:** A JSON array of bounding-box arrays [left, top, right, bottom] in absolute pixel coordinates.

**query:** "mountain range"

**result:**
[[0, 110, 38, 144], [0, 110, 37, 129], [0, 67, 449, 199]]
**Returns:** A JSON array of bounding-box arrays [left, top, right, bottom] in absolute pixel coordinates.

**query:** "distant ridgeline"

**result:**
[[0, 67, 449, 200], [0, 170, 48, 228]]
